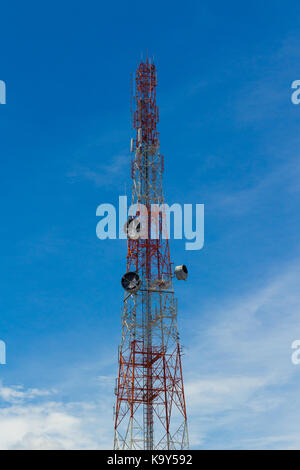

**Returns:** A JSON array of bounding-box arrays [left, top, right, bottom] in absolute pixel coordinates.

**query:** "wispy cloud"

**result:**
[[0, 382, 112, 450], [196, 135, 300, 216], [0, 382, 53, 404], [184, 260, 300, 449], [185, 376, 269, 414], [232, 34, 300, 125], [67, 153, 129, 190]]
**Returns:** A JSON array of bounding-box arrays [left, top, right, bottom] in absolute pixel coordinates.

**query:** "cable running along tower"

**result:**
[[114, 59, 189, 450]]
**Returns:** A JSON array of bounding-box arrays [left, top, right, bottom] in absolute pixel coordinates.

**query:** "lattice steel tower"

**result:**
[[114, 59, 189, 450]]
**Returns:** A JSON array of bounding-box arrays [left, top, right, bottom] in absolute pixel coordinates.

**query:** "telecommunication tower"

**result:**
[[114, 59, 189, 450]]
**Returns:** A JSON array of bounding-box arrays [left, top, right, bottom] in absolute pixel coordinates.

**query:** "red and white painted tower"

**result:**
[[114, 59, 189, 450]]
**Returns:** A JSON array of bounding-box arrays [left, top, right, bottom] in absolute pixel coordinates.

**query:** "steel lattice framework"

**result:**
[[113, 59, 189, 450]]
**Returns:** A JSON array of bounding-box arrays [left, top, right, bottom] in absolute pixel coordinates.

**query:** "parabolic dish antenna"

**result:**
[[121, 271, 142, 292], [123, 216, 142, 240]]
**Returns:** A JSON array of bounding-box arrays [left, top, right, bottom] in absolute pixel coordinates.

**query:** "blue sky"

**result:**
[[0, 0, 300, 449]]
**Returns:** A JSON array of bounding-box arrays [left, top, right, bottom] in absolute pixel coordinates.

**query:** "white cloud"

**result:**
[[185, 376, 268, 414], [0, 383, 112, 449], [0, 383, 53, 403], [242, 433, 300, 450]]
